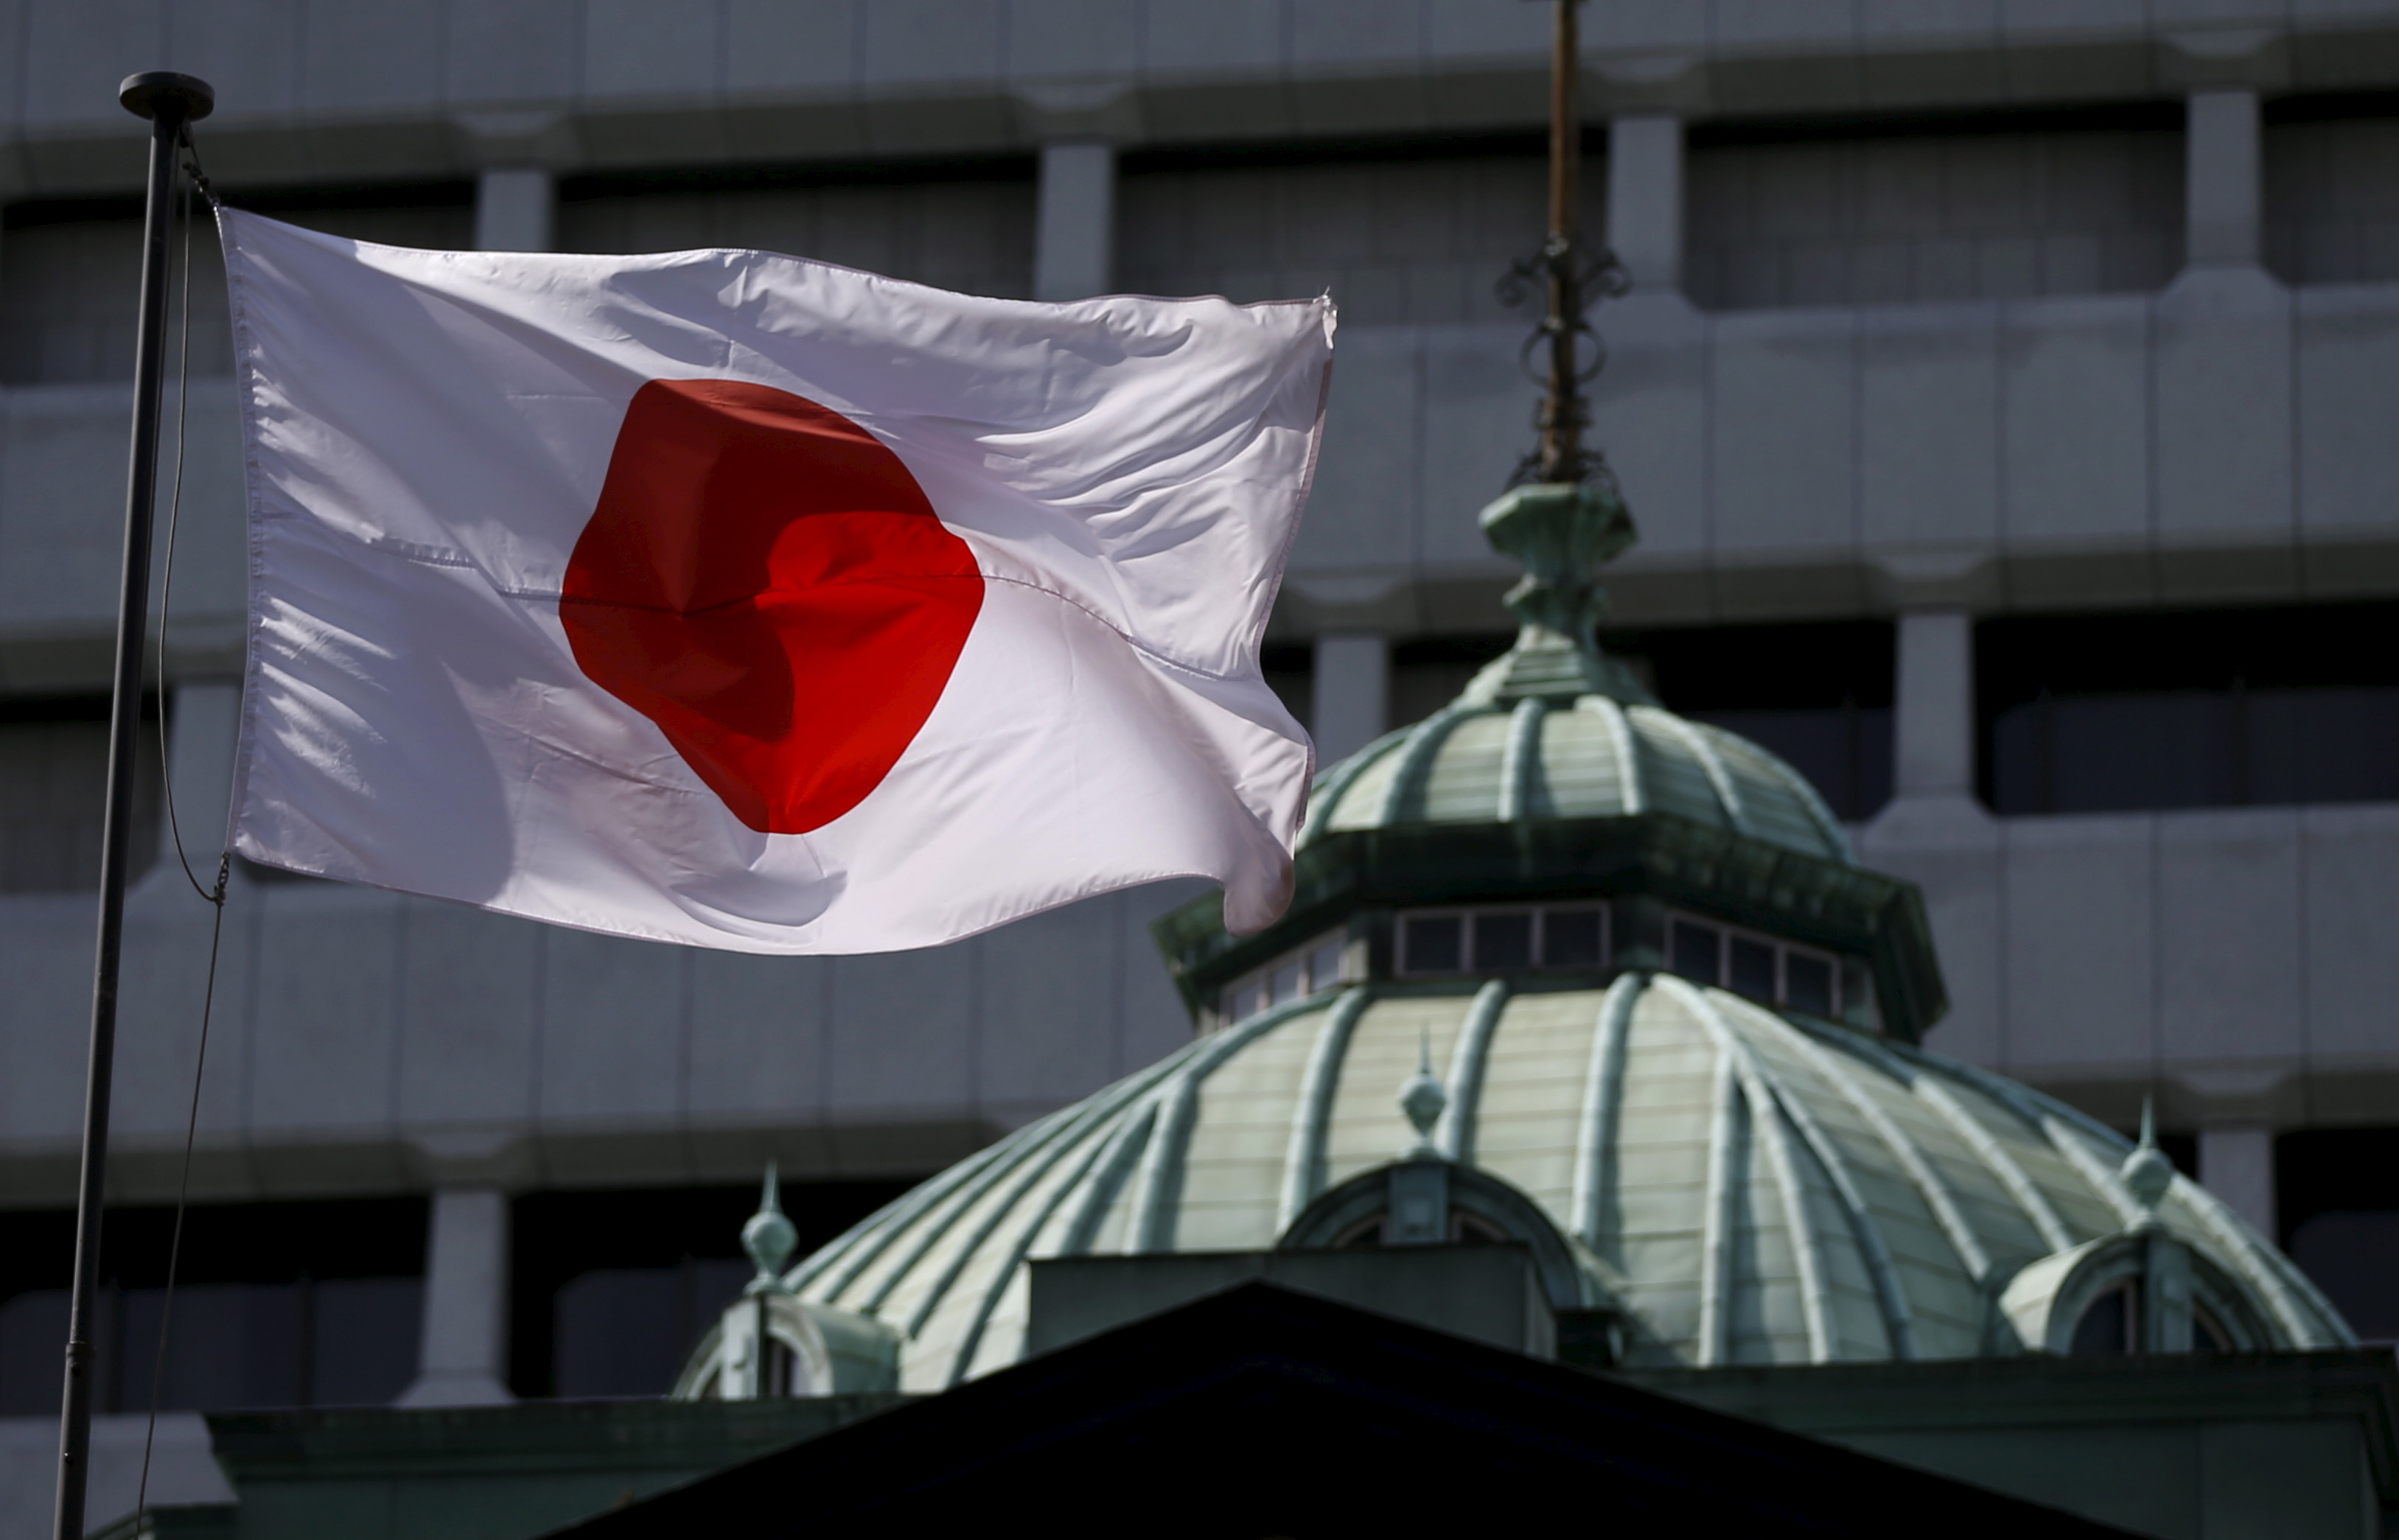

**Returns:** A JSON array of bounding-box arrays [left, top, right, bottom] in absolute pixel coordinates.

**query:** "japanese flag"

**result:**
[[219, 209, 1330, 953]]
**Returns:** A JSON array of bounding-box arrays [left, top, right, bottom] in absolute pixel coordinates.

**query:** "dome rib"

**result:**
[[1570, 973, 1647, 1251], [1056, 1102, 1156, 1255], [1905, 1074, 2076, 1253], [848, 1069, 1168, 1316], [1301, 724, 1405, 844], [1496, 698, 1548, 822], [1277, 987, 1375, 1232], [796, 1105, 1067, 1299], [1437, 979, 1511, 1161], [898, 1077, 1151, 1340], [943, 1107, 1136, 1387], [1579, 696, 1645, 813], [1644, 709, 1757, 840], [1134, 992, 1338, 1253], [1377, 703, 1473, 825], [1716, 1004, 1923, 1359], [1696, 1053, 1745, 1366], [1778, 1022, 1997, 1287], [1671, 978, 1862, 1364]]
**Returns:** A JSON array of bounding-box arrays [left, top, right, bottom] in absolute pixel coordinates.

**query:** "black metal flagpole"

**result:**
[[52, 69, 214, 1540]]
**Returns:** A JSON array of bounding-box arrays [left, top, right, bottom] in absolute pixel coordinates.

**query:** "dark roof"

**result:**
[[546, 1281, 2137, 1539]]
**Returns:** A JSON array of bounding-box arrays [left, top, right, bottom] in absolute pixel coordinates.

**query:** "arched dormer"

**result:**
[[673, 1166, 899, 1401], [1273, 1044, 1592, 1315], [1997, 1110, 2275, 1356]]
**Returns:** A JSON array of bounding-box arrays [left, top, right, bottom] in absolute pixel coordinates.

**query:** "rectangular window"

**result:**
[[1307, 937, 1344, 991], [1540, 907, 1606, 968], [1667, 911, 1843, 1018], [1728, 934, 1778, 1002], [0, 1198, 427, 1415], [1473, 911, 1534, 970], [1977, 601, 2399, 815], [1784, 953, 1836, 1017], [1401, 914, 1465, 973], [1395, 903, 1613, 979], [1218, 930, 1352, 1023], [0, 696, 164, 893], [1669, 919, 1723, 985]]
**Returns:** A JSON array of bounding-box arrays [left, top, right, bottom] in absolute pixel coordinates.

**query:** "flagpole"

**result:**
[[53, 69, 214, 1540]]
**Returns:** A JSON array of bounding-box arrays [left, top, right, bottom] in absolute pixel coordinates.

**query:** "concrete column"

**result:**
[[1606, 114, 1683, 292], [475, 167, 555, 254], [398, 1186, 514, 1406], [1312, 634, 1389, 765], [2185, 88, 2261, 270], [1893, 611, 1975, 800], [2199, 1123, 2277, 1239], [1034, 140, 1116, 301]]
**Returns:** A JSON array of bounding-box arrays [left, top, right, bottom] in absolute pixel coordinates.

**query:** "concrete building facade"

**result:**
[[2, 3, 2398, 1533]]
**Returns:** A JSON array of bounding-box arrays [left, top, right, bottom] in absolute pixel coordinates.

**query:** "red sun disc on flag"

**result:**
[[562, 379, 985, 835]]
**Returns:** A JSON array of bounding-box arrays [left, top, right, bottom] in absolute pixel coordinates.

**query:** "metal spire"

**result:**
[[741, 1161, 799, 1293], [2119, 1095, 2175, 1222], [1500, 0, 1627, 490], [1399, 1029, 1448, 1158]]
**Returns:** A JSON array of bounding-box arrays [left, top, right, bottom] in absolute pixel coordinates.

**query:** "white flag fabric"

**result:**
[[219, 209, 1331, 953]]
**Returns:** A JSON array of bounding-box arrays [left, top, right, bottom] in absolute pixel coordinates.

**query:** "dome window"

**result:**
[[2070, 1281, 2137, 1355], [1396, 903, 1610, 978], [1218, 931, 1352, 1023], [1667, 913, 1842, 1016]]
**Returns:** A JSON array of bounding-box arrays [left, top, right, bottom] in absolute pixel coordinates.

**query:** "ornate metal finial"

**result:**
[[1399, 1029, 1448, 1158], [1464, 0, 1650, 710], [741, 1161, 799, 1294], [2120, 1096, 2174, 1222], [1497, 0, 1628, 492]]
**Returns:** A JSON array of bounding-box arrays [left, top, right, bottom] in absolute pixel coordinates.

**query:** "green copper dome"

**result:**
[[1303, 483, 1851, 868], [687, 974, 2347, 1394], [675, 476, 2355, 1404], [1155, 480, 1943, 1043]]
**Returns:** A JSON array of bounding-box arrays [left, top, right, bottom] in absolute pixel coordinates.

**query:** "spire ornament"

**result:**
[[1498, 0, 1629, 491], [1399, 1029, 1448, 1158], [741, 1161, 799, 1295], [2119, 1096, 2175, 1228], [1466, 0, 1652, 710]]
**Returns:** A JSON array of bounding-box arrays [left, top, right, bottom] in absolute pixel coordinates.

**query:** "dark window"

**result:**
[[0, 694, 164, 893], [511, 1181, 915, 1399], [1260, 642, 1313, 732], [0, 1197, 425, 1415], [1728, 936, 1777, 1002], [1, 185, 473, 385], [1978, 603, 2399, 815], [1606, 620, 1896, 822], [1669, 920, 1722, 985], [1784, 953, 1835, 1018], [1401, 914, 1464, 974], [1541, 908, 1604, 969], [2070, 1282, 2136, 1354], [1473, 911, 1534, 970], [2279, 1127, 2399, 1344]]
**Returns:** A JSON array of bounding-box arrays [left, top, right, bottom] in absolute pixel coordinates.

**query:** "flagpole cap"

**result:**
[[119, 72, 214, 125]]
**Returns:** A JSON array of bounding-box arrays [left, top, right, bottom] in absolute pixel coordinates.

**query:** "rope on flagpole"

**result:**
[[133, 124, 234, 1534]]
